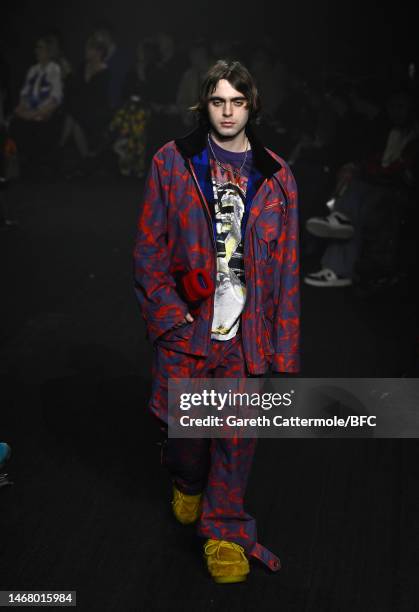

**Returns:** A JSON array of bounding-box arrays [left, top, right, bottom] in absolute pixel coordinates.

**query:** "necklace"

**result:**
[[207, 133, 249, 177]]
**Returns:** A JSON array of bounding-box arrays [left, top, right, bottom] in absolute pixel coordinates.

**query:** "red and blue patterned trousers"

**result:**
[[149, 332, 281, 573]]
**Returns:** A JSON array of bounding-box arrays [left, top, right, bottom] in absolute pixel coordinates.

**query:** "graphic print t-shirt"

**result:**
[[207, 136, 253, 340]]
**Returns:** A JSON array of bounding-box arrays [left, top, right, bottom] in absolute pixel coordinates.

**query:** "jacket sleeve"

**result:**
[[133, 150, 189, 343], [271, 162, 301, 373]]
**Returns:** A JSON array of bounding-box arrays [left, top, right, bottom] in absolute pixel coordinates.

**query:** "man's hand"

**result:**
[[172, 312, 194, 329]]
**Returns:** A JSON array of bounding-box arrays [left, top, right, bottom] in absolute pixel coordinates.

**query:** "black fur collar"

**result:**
[[174, 123, 282, 178]]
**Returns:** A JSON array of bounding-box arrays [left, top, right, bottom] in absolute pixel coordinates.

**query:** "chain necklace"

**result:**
[[207, 133, 249, 177]]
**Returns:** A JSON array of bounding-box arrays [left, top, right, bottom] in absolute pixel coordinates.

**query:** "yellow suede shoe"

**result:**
[[204, 539, 250, 583], [171, 484, 203, 525]]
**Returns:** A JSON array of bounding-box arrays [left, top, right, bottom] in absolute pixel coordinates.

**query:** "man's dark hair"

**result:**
[[191, 59, 261, 125]]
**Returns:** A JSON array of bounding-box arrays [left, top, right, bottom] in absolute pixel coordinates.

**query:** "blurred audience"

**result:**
[[176, 40, 210, 128], [10, 35, 63, 174], [60, 36, 110, 168], [146, 33, 184, 149], [108, 39, 154, 178], [122, 39, 156, 103], [250, 46, 286, 123], [304, 90, 419, 289], [47, 30, 73, 85], [92, 22, 131, 111], [2, 22, 418, 304], [324, 81, 388, 174]]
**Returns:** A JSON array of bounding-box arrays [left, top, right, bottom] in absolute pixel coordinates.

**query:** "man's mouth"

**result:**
[[221, 122, 234, 127]]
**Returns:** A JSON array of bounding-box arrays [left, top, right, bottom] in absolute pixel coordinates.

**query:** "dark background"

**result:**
[[1, 0, 417, 95]]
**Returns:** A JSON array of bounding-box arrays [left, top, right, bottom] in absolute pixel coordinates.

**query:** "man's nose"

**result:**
[[223, 102, 233, 116]]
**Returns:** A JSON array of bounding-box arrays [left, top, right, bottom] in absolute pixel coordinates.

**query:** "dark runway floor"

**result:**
[[0, 174, 418, 611]]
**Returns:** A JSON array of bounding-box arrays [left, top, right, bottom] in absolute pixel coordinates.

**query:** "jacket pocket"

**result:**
[[255, 206, 283, 263], [157, 319, 196, 343]]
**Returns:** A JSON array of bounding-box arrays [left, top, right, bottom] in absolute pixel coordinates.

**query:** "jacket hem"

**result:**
[[271, 352, 300, 373]]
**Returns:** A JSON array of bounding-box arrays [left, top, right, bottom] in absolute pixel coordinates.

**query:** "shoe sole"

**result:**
[[213, 574, 248, 584], [174, 515, 200, 525], [304, 277, 352, 287], [306, 219, 354, 240]]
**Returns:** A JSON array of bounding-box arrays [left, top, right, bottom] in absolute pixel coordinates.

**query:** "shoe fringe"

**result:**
[[204, 539, 247, 562]]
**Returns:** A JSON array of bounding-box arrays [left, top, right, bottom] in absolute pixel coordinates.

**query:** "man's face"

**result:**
[[207, 79, 249, 138]]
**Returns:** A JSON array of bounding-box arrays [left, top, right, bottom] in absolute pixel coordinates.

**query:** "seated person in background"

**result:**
[[122, 39, 152, 102], [60, 36, 110, 164], [10, 35, 63, 172], [91, 23, 130, 112], [304, 90, 419, 288], [110, 40, 153, 178]]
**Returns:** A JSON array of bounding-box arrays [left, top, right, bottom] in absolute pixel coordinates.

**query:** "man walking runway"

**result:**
[[133, 59, 300, 583]]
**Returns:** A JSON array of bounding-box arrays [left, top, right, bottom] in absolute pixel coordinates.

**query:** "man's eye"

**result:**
[[234, 101, 244, 106], [212, 100, 222, 106]]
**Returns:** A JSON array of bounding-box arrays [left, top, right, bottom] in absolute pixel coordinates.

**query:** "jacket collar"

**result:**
[[174, 123, 282, 179]]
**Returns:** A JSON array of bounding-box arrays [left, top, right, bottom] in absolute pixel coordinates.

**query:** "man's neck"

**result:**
[[209, 128, 249, 153]]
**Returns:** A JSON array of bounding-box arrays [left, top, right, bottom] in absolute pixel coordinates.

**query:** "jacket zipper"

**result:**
[[187, 160, 217, 353], [242, 177, 270, 373]]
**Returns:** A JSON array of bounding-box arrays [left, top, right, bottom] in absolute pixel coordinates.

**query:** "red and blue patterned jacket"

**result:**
[[133, 124, 300, 374]]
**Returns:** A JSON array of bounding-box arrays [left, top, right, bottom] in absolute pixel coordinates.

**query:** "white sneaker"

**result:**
[[306, 211, 354, 239], [304, 268, 352, 287]]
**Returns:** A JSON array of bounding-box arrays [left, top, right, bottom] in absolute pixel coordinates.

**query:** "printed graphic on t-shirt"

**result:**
[[209, 159, 249, 340]]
